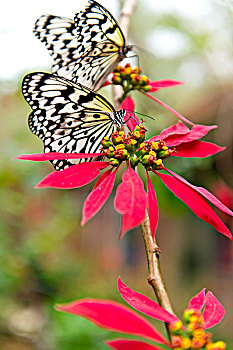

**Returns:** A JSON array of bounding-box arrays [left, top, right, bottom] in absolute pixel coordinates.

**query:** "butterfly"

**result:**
[[22, 72, 126, 170], [34, 0, 133, 90]]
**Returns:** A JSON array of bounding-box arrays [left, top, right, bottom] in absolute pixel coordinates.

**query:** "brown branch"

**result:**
[[141, 211, 174, 314], [113, 1, 175, 340], [113, 0, 136, 108]]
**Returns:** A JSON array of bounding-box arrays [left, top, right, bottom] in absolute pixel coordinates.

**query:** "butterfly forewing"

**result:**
[[22, 72, 124, 170], [73, 0, 129, 89], [34, 15, 79, 80], [34, 0, 132, 90]]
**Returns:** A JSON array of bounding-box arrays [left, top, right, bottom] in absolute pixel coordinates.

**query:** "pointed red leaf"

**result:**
[[143, 93, 194, 126], [154, 170, 232, 239], [81, 169, 118, 225], [118, 278, 178, 324], [173, 141, 225, 158], [35, 161, 109, 189], [164, 168, 233, 217], [162, 125, 217, 147], [120, 96, 139, 132], [114, 168, 147, 238], [149, 79, 184, 92], [149, 121, 190, 143], [190, 124, 217, 138], [146, 172, 159, 239], [188, 289, 206, 312], [56, 299, 168, 345], [93, 168, 113, 190], [106, 339, 164, 350], [15, 152, 103, 161], [203, 292, 225, 329]]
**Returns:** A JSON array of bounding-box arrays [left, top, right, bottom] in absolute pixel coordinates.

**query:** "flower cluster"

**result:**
[[101, 126, 173, 170], [105, 63, 194, 125], [16, 121, 233, 240], [56, 278, 226, 350], [170, 310, 226, 349], [112, 63, 152, 94]]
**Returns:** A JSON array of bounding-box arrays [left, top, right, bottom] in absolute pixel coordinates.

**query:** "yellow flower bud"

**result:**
[[119, 131, 125, 136], [115, 144, 125, 150], [151, 141, 159, 150], [193, 329, 205, 339], [131, 139, 137, 145], [125, 66, 132, 75], [134, 131, 141, 139], [149, 151, 157, 157], [180, 337, 192, 349], [214, 341, 226, 350]]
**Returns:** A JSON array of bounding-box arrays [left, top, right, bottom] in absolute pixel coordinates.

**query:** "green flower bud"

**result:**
[[109, 158, 120, 167]]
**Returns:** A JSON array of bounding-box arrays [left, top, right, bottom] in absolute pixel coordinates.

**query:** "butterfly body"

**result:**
[[34, 0, 133, 90], [22, 72, 125, 170]]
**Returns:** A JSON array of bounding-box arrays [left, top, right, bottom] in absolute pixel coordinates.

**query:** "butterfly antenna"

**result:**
[[125, 109, 155, 121], [133, 44, 158, 60]]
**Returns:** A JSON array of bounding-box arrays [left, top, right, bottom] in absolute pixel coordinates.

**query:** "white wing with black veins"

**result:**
[[34, 15, 79, 80], [22, 72, 124, 170]]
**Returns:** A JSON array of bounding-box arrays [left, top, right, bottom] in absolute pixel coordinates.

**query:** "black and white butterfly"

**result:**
[[34, 0, 133, 90], [22, 72, 125, 170]]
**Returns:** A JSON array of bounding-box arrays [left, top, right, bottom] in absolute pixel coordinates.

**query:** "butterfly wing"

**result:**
[[34, 15, 79, 80], [22, 72, 123, 170], [73, 0, 130, 89]]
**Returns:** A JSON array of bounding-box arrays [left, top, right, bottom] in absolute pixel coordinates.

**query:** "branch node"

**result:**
[[153, 245, 161, 258], [147, 276, 156, 285]]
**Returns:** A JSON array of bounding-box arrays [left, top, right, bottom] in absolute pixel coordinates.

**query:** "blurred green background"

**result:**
[[0, 0, 233, 349]]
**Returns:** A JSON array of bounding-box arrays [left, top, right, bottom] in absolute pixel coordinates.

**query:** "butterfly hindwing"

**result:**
[[34, 15, 79, 80], [22, 72, 124, 170]]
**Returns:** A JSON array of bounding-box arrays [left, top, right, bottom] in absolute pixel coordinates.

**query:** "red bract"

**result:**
[[15, 152, 148, 238], [120, 96, 140, 132], [188, 289, 225, 329], [114, 168, 147, 238], [55, 277, 226, 350], [16, 119, 232, 240]]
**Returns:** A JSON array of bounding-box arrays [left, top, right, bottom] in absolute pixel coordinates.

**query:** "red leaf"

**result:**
[[120, 96, 139, 132], [35, 161, 109, 189], [118, 278, 178, 324], [173, 141, 225, 158], [190, 124, 217, 138], [81, 169, 118, 225], [188, 289, 206, 312], [93, 168, 113, 190], [203, 292, 225, 329], [15, 152, 103, 161], [56, 299, 168, 345], [155, 170, 232, 239], [162, 125, 217, 147], [149, 79, 184, 92], [149, 121, 190, 143], [106, 339, 164, 350], [146, 172, 159, 239], [164, 167, 233, 217], [114, 168, 147, 238]]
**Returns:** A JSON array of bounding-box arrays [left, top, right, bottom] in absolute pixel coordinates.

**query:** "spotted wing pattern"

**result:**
[[34, 15, 79, 80], [22, 72, 125, 170], [73, 0, 131, 90]]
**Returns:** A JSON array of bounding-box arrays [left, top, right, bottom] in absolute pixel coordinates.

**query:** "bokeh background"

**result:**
[[0, 0, 233, 349]]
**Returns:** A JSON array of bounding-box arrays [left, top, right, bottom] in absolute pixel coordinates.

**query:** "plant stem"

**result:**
[[115, 0, 174, 341], [141, 210, 175, 342], [140, 211, 174, 314], [113, 0, 136, 108]]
